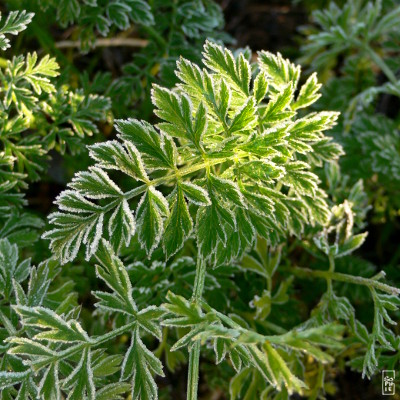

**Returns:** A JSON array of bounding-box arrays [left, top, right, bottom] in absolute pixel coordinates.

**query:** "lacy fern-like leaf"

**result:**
[[0, 10, 33, 50], [0, 11, 111, 221], [5, 240, 165, 400], [162, 291, 344, 395], [44, 40, 342, 265]]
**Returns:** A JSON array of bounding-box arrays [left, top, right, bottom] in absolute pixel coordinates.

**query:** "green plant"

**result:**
[[0, 10, 110, 246], [299, 0, 400, 219], [297, 1, 400, 394], [1, 2, 400, 399], [7, 0, 228, 119], [1, 37, 399, 400]]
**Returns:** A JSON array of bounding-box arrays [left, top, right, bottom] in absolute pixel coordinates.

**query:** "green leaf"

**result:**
[[69, 167, 123, 199], [13, 306, 90, 343], [63, 348, 95, 400], [242, 187, 274, 216], [261, 84, 295, 122], [363, 290, 400, 377], [0, 211, 43, 248], [9, 337, 58, 369], [136, 186, 169, 256], [121, 329, 164, 400], [229, 97, 257, 134], [214, 338, 227, 364], [108, 199, 135, 251], [94, 239, 137, 314], [180, 181, 210, 206], [43, 205, 104, 263], [63, 91, 110, 139], [282, 161, 319, 196], [107, 2, 131, 30], [57, 0, 80, 27], [230, 368, 252, 400], [241, 255, 267, 278], [96, 383, 131, 400], [39, 363, 60, 400], [54, 189, 101, 213], [253, 72, 269, 104], [152, 85, 207, 150], [251, 290, 271, 320], [229, 348, 243, 373], [203, 40, 251, 96], [88, 140, 148, 181], [308, 138, 344, 165], [336, 233, 368, 258], [258, 51, 300, 93], [209, 174, 246, 208], [235, 209, 256, 250], [197, 198, 238, 260], [22, 53, 60, 94], [240, 160, 284, 183], [92, 354, 123, 378], [128, 0, 154, 25], [176, 57, 231, 132], [116, 119, 175, 169], [270, 324, 344, 364], [289, 112, 339, 141], [196, 205, 221, 259], [246, 345, 276, 386], [137, 306, 166, 341], [0, 238, 17, 294], [293, 72, 322, 109], [0, 371, 30, 390], [262, 342, 306, 394], [0, 11, 34, 50], [240, 126, 288, 156], [303, 190, 330, 225], [163, 186, 193, 259], [162, 292, 203, 327]]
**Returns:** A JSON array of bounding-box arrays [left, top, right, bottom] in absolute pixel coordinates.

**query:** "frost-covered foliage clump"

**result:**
[[300, 0, 400, 218], [43, 41, 343, 266], [1, 3, 400, 400], [0, 10, 109, 246]]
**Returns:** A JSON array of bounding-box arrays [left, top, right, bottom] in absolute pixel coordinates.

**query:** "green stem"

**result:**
[[187, 341, 201, 400], [154, 327, 168, 358], [94, 320, 137, 345], [192, 257, 207, 302], [73, 152, 250, 243], [141, 25, 167, 49], [327, 253, 335, 293], [357, 41, 398, 85], [165, 0, 178, 57], [285, 266, 400, 295], [187, 257, 207, 400], [99, 152, 251, 215], [55, 37, 148, 49]]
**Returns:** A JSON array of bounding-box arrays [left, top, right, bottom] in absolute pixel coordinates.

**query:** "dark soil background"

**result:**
[[219, 0, 307, 56]]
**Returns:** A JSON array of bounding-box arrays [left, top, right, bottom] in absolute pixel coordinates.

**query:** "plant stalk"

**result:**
[[327, 253, 335, 293], [187, 257, 207, 400], [55, 37, 148, 49], [285, 266, 400, 295], [192, 257, 207, 302], [355, 40, 398, 85], [187, 341, 201, 400]]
